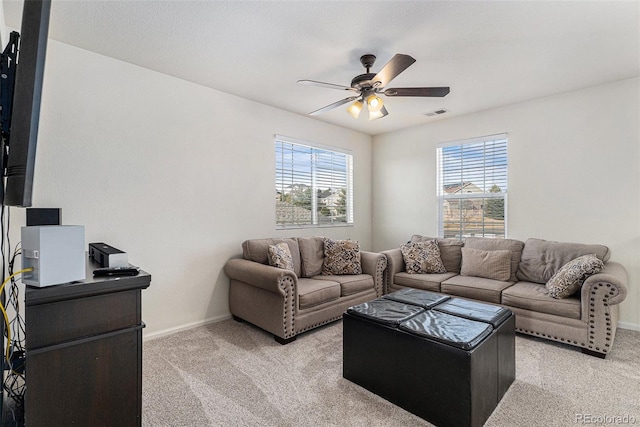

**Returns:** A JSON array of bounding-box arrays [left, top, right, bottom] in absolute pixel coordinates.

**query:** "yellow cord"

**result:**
[[0, 303, 11, 363], [0, 268, 32, 296], [0, 268, 33, 363]]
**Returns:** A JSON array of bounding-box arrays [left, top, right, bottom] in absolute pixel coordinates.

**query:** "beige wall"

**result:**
[[8, 37, 639, 335], [372, 78, 640, 330], [23, 41, 373, 337]]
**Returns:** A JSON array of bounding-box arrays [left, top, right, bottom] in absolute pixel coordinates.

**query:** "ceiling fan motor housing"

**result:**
[[351, 73, 377, 90], [351, 54, 378, 90]]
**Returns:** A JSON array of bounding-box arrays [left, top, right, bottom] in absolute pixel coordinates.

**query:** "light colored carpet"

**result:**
[[142, 319, 640, 426]]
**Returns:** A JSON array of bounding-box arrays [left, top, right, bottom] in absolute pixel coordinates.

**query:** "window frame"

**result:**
[[275, 135, 354, 229], [436, 133, 508, 239]]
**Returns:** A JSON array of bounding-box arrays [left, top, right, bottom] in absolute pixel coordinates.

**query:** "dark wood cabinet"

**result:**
[[24, 261, 150, 426]]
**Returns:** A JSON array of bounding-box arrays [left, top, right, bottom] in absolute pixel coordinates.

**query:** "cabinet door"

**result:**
[[26, 328, 142, 427]]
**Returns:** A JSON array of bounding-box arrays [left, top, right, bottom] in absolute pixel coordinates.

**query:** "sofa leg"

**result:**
[[274, 335, 296, 345], [232, 315, 243, 323], [581, 348, 606, 359]]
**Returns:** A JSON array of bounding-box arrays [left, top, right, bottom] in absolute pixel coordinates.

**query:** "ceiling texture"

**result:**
[[3, 0, 640, 136]]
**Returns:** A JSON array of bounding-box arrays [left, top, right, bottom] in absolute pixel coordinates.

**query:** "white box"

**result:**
[[21, 225, 86, 287]]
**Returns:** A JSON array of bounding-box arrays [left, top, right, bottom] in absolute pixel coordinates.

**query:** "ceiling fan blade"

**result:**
[[298, 79, 359, 92], [384, 87, 450, 97], [371, 54, 416, 87], [309, 96, 359, 116]]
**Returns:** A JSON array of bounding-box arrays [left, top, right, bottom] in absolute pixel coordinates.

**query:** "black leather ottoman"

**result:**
[[343, 289, 515, 427]]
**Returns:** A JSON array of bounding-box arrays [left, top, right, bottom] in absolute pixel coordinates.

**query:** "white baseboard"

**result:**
[[143, 314, 232, 341], [618, 321, 640, 332]]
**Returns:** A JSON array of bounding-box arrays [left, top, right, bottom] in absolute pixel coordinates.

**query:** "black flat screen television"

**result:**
[[0, 0, 51, 207]]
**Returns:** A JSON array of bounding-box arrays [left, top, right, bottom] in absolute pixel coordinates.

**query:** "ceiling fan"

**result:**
[[298, 53, 450, 120]]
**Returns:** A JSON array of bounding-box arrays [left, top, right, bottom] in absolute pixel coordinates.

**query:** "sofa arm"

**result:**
[[361, 251, 387, 297], [579, 261, 628, 355], [380, 248, 405, 294], [224, 258, 297, 340], [224, 258, 298, 294], [582, 261, 628, 306]]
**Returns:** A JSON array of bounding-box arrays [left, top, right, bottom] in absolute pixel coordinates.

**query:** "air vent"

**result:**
[[424, 108, 448, 117]]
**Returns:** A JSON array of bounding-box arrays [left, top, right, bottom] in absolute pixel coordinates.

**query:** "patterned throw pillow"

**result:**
[[546, 254, 604, 299], [400, 240, 447, 274], [268, 242, 295, 271], [322, 238, 362, 275]]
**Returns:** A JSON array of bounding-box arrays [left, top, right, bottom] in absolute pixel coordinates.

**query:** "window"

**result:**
[[437, 134, 507, 239], [275, 135, 353, 228]]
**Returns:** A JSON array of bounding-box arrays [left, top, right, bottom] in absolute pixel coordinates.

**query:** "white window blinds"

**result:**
[[275, 136, 353, 228], [437, 134, 508, 239]]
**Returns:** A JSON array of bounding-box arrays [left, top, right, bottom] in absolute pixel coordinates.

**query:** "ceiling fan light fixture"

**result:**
[[366, 94, 384, 112], [369, 105, 389, 121], [346, 100, 364, 118]]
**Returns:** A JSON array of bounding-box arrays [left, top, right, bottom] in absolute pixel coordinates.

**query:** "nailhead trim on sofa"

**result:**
[[514, 327, 586, 348], [297, 315, 343, 334], [280, 275, 295, 339], [375, 256, 388, 297], [586, 282, 615, 353]]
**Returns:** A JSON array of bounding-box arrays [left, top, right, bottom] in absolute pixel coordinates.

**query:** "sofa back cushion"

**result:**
[[242, 238, 302, 277], [297, 237, 325, 277], [460, 247, 512, 281], [516, 238, 610, 284], [410, 235, 464, 273], [464, 237, 524, 282]]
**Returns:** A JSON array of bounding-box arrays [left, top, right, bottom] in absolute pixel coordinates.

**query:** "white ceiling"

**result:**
[[3, 0, 640, 136]]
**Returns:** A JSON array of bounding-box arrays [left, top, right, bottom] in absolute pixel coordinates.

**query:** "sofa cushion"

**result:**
[[440, 275, 514, 304], [411, 235, 464, 273], [322, 238, 362, 275], [516, 238, 610, 284], [464, 237, 524, 282], [297, 278, 340, 310], [313, 274, 373, 296], [501, 281, 581, 319], [267, 242, 294, 271], [460, 247, 512, 281], [242, 238, 301, 277], [546, 254, 604, 299], [394, 272, 457, 292], [400, 240, 446, 274], [298, 237, 324, 277]]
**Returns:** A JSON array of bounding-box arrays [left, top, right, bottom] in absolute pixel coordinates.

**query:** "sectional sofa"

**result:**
[[223, 237, 387, 343], [381, 235, 628, 358]]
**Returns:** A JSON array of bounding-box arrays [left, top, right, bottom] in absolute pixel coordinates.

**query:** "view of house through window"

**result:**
[[275, 136, 353, 227], [437, 134, 507, 239]]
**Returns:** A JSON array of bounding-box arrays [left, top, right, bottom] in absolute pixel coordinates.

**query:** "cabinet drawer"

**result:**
[[26, 290, 140, 349]]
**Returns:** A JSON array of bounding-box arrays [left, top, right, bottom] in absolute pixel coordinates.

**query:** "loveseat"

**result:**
[[381, 236, 628, 358], [224, 237, 386, 344]]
